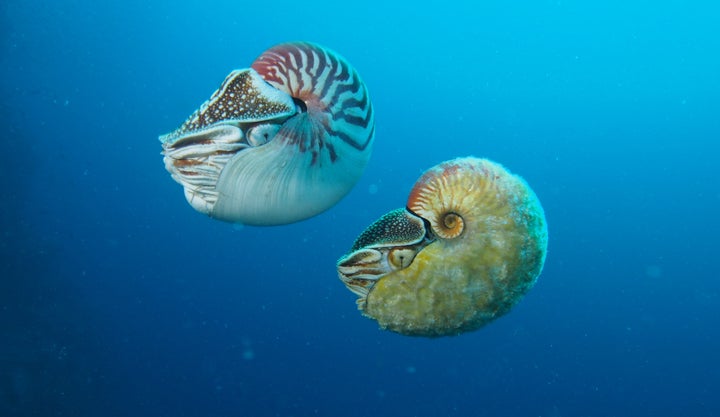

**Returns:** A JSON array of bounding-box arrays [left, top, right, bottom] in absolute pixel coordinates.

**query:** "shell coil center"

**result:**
[[442, 212, 464, 238]]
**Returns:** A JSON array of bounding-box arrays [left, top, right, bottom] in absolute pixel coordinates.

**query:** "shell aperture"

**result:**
[[159, 42, 375, 226], [337, 157, 548, 337], [337, 208, 431, 304]]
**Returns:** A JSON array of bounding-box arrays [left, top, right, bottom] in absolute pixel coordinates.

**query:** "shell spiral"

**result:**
[[250, 42, 374, 163], [340, 157, 548, 337], [159, 42, 374, 226], [406, 162, 470, 239]]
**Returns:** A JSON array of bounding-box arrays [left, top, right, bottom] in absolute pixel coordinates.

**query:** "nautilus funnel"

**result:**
[[337, 157, 548, 337], [159, 42, 374, 225]]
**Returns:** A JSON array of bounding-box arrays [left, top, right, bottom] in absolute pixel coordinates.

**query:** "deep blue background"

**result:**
[[2, 0, 719, 416]]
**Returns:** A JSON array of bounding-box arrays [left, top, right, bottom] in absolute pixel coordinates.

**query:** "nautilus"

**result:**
[[337, 157, 548, 337], [159, 42, 374, 225]]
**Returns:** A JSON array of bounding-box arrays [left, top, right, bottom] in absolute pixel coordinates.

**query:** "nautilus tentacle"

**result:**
[[337, 157, 548, 337], [337, 208, 431, 305], [160, 42, 374, 225]]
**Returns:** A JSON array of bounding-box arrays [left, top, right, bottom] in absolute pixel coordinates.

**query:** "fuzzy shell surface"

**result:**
[[364, 157, 548, 337]]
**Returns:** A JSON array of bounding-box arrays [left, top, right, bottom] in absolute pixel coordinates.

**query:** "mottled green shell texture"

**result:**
[[337, 157, 548, 337]]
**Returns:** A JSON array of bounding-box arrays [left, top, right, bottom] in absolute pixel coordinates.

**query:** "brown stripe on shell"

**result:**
[[407, 162, 463, 239], [407, 158, 509, 240], [250, 42, 374, 164]]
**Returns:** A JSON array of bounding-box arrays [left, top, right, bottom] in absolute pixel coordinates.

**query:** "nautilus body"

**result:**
[[337, 157, 548, 337], [159, 42, 374, 225]]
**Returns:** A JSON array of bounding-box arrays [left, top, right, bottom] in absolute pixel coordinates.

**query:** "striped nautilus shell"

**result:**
[[337, 157, 548, 337], [159, 42, 374, 225]]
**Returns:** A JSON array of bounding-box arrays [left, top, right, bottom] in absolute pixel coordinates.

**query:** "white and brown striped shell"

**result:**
[[337, 157, 548, 337], [160, 42, 374, 225]]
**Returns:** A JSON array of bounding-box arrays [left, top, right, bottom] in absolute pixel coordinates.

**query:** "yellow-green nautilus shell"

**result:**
[[159, 42, 374, 226], [337, 157, 548, 337]]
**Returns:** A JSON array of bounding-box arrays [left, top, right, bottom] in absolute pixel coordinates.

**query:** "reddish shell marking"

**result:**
[[250, 42, 374, 165], [407, 161, 466, 239]]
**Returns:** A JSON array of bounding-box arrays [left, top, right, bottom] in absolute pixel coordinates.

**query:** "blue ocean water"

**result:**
[[1, 0, 719, 415]]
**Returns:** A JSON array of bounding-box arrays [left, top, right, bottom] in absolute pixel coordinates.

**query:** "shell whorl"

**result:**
[[251, 42, 374, 164], [407, 158, 511, 240], [407, 161, 463, 239]]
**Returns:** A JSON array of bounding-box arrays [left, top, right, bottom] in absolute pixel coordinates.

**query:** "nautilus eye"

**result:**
[[337, 157, 548, 337], [159, 42, 375, 226], [388, 248, 417, 270], [246, 123, 281, 147]]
